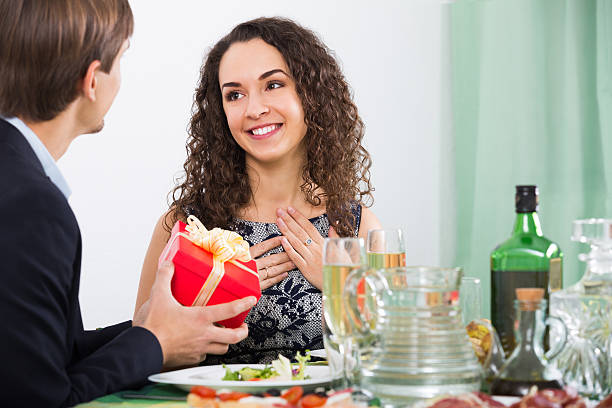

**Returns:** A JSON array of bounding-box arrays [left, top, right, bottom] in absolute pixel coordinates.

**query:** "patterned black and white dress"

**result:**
[[203, 205, 362, 364]]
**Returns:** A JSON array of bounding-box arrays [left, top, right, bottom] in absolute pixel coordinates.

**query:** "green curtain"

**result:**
[[448, 0, 612, 319]]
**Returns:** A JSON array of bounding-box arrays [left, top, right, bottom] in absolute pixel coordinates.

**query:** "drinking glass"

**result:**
[[366, 229, 406, 269], [322, 315, 343, 388], [460, 276, 482, 326], [322, 237, 370, 398]]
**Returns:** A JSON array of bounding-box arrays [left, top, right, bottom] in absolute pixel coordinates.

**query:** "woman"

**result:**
[[135, 17, 381, 364]]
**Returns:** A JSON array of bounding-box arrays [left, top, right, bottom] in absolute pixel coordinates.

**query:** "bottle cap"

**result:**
[[515, 288, 544, 311], [515, 185, 538, 213]]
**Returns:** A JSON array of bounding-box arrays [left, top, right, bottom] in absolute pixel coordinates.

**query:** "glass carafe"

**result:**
[[344, 266, 482, 406], [550, 219, 612, 398], [491, 289, 567, 396]]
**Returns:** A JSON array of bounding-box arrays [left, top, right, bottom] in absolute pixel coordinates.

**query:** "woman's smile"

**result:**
[[247, 123, 283, 140]]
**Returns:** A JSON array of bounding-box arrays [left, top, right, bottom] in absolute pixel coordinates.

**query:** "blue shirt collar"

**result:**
[[1, 116, 71, 199]]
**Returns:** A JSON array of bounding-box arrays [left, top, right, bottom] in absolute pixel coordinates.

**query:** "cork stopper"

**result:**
[[516, 288, 544, 301], [515, 288, 544, 311]]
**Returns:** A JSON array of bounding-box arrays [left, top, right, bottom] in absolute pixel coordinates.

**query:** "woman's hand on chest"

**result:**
[[275, 206, 336, 291]]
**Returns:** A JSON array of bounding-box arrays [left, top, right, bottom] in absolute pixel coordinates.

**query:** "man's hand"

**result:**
[[134, 261, 256, 369]]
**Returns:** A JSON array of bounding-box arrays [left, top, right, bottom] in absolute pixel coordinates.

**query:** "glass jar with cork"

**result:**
[[490, 288, 567, 397]]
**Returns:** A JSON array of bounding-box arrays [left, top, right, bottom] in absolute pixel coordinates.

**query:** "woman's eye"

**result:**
[[267, 81, 284, 90], [226, 91, 244, 102]]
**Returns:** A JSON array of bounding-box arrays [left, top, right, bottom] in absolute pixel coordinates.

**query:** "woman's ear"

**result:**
[[80, 60, 102, 102]]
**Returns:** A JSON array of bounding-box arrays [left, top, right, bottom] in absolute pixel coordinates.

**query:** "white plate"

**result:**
[[149, 364, 333, 393], [491, 396, 519, 405], [309, 349, 327, 359]]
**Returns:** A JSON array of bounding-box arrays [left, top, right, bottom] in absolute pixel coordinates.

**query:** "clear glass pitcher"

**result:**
[[344, 266, 482, 406], [491, 289, 567, 396], [550, 218, 612, 398]]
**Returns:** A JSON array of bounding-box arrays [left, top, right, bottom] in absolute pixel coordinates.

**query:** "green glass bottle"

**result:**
[[490, 185, 562, 356]]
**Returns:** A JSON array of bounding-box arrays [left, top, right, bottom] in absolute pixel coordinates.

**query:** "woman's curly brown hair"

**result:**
[[167, 17, 373, 237]]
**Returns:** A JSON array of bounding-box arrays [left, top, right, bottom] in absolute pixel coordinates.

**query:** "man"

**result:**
[[0, 1, 256, 406]]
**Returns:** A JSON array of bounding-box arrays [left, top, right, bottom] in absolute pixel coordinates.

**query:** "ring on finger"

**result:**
[[304, 237, 313, 246], [264, 266, 270, 279]]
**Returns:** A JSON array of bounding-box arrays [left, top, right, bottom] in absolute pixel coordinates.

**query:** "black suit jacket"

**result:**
[[0, 119, 163, 406]]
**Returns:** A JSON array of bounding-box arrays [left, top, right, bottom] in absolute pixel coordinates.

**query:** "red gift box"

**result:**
[[158, 219, 261, 328]]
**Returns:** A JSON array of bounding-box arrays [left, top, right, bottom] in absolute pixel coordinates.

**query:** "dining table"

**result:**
[[76, 383, 189, 408], [76, 382, 608, 408], [76, 360, 338, 408]]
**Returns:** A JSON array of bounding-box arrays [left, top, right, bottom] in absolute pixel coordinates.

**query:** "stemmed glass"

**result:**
[[366, 229, 406, 268], [322, 237, 370, 399], [459, 276, 482, 326]]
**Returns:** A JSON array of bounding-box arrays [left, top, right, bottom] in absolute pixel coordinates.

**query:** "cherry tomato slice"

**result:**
[[218, 391, 251, 401], [190, 385, 216, 399], [300, 394, 327, 408], [281, 386, 304, 405]]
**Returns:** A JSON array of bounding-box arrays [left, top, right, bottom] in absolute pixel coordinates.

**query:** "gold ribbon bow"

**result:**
[[184, 215, 251, 264], [162, 215, 255, 307]]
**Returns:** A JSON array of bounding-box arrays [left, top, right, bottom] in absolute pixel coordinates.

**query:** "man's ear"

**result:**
[[81, 60, 102, 102]]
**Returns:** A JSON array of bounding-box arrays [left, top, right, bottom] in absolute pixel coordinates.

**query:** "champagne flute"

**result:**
[[322, 237, 370, 398], [459, 276, 482, 326], [366, 229, 406, 269]]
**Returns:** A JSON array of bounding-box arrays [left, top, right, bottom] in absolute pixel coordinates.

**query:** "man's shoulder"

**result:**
[[0, 125, 43, 184], [0, 148, 75, 232], [0, 119, 71, 214]]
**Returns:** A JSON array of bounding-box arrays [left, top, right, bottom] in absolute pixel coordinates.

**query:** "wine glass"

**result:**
[[459, 276, 482, 326], [366, 229, 406, 269], [322, 237, 370, 399]]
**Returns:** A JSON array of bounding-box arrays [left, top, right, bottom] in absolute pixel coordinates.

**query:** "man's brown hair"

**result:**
[[0, 0, 134, 122]]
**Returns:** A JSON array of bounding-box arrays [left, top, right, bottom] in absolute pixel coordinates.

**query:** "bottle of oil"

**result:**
[[490, 288, 566, 397], [490, 185, 562, 356]]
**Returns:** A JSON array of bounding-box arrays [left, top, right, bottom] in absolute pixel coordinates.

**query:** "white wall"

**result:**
[[58, 0, 444, 329]]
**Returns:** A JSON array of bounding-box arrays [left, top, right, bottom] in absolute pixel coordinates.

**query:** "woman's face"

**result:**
[[218, 38, 308, 164]]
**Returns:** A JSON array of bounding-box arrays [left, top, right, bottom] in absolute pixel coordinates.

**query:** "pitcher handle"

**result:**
[[344, 268, 387, 335], [544, 315, 567, 361]]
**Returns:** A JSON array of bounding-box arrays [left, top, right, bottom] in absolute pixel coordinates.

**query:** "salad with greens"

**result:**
[[222, 351, 311, 381]]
